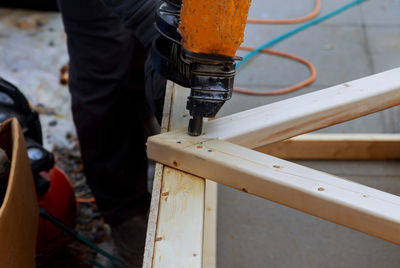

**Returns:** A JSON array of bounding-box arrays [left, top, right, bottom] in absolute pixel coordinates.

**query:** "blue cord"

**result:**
[[237, 0, 367, 68]]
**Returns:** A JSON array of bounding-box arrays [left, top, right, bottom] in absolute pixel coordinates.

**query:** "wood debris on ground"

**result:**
[[60, 64, 69, 85]]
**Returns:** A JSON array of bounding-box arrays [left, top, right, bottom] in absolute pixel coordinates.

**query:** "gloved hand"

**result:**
[[100, 0, 161, 50], [100, 0, 168, 123]]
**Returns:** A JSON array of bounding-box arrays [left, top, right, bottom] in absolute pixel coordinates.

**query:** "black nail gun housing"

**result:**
[[153, 0, 239, 136]]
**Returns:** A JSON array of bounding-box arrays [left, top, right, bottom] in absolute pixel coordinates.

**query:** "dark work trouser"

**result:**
[[57, 0, 165, 226]]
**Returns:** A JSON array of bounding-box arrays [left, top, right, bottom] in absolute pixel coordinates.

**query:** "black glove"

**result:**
[[100, 0, 160, 50]]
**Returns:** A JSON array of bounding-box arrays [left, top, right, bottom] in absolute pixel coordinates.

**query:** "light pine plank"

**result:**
[[203, 180, 218, 268], [144, 83, 208, 268], [152, 167, 204, 267], [143, 82, 174, 268], [148, 136, 400, 245], [161, 68, 400, 149], [257, 134, 400, 160]]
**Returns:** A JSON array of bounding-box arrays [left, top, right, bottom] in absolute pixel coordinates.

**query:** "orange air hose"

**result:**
[[246, 0, 321, 24], [235, 47, 317, 96], [76, 197, 96, 204], [235, 0, 320, 96]]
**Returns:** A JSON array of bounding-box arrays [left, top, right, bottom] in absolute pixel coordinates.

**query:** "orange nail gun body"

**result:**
[[153, 0, 251, 135]]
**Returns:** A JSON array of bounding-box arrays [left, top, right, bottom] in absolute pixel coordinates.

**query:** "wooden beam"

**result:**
[[143, 83, 174, 268], [145, 68, 400, 266], [161, 68, 400, 149], [257, 134, 400, 160], [144, 83, 218, 268], [203, 180, 218, 268], [145, 82, 205, 268], [152, 166, 204, 267], [147, 136, 400, 245]]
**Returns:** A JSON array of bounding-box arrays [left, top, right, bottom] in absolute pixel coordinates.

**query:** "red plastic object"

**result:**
[[36, 166, 77, 257]]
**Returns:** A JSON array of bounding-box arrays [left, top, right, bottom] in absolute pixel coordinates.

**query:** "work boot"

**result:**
[[111, 213, 148, 267]]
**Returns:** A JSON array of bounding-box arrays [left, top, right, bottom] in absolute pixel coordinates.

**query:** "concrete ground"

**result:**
[[1, 0, 400, 267], [0, 8, 73, 149], [218, 0, 400, 267]]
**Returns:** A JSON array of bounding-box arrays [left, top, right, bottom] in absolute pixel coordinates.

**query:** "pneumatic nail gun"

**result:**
[[152, 0, 251, 136]]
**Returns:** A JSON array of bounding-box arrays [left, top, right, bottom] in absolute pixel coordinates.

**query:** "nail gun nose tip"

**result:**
[[188, 116, 203, 136]]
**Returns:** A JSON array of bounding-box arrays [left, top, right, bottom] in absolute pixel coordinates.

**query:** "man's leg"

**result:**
[[58, 0, 151, 227]]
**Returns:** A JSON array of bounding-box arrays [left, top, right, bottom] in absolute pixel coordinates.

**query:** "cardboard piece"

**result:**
[[0, 119, 38, 268]]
